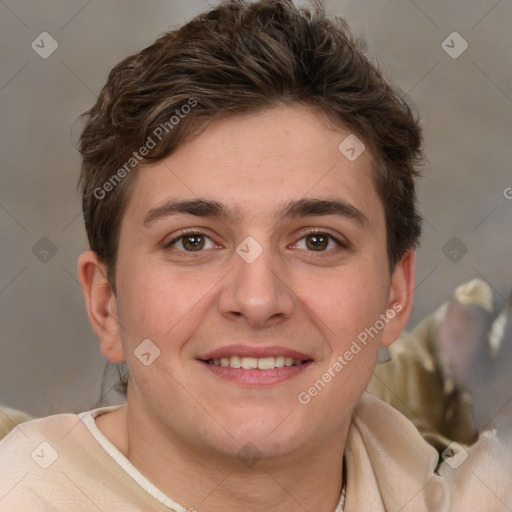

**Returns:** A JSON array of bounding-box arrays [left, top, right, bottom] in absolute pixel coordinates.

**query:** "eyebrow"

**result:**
[[143, 199, 233, 226], [279, 198, 369, 227], [143, 197, 369, 228]]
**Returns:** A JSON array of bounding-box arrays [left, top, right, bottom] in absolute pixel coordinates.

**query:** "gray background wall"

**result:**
[[1, 0, 511, 417]]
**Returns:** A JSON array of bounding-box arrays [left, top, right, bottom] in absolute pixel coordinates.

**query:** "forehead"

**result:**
[[122, 105, 384, 229]]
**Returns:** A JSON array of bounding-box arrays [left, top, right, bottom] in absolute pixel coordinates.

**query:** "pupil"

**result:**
[[307, 234, 328, 251], [184, 235, 204, 251]]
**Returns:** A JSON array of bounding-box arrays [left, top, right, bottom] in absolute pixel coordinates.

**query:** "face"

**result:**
[[82, 105, 414, 461]]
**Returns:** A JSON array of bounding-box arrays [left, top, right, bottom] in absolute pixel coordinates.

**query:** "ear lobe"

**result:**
[[77, 250, 125, 363], [381, 249, 416, 347]]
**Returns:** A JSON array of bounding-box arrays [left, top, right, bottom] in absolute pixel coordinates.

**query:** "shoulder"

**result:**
[[350, 394, 512, 511], [0, 411, 86, 463], [0, 405, 124, 461], [345, 393, 450, 511], [0, 412, 88, 509], [438, 434, 512, 511], [351, 392, 441, 461], [0, 407, 131, 510]]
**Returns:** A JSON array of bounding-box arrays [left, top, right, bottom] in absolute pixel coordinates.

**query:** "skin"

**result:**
[[78, 105, 415, 511]]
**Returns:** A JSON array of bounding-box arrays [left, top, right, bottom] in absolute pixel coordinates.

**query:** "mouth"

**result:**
[[206, 356, 307, 370], [198, 345, 314, 386]]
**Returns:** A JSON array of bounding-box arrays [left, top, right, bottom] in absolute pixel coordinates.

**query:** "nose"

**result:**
[[217, 242, 296, 328]]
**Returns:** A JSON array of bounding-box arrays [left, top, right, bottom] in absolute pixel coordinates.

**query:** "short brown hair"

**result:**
[[79, 0, 423, 294]]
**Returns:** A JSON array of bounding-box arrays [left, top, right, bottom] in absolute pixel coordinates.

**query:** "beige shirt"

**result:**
[[0, 393, 509, 511]]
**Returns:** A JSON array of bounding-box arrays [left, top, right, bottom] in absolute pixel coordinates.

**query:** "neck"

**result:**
[[97, 401, 348, 512]]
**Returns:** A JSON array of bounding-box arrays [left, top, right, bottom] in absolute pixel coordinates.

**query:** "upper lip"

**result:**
[[199, 344, 313, 361]]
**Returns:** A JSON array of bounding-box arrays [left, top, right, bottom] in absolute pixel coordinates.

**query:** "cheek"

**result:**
[[299, 265, 389, 340], [116, 262, 221, 344]]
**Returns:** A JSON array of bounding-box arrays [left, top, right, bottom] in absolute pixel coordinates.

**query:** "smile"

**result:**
[[207, 356, 305, 370], [199, 345, 314, 385]]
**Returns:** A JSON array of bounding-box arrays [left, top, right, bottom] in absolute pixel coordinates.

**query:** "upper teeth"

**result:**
[[208, 356, 304, 370]]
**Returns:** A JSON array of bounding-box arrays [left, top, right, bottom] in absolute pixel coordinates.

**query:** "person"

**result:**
[[0, 1, 509, 510]]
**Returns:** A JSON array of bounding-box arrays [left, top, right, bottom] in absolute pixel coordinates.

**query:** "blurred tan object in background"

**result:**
[[368, 278, 511, 456], [0, 406, 32, 441]]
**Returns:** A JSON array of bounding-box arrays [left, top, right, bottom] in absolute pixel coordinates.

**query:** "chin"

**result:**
[[213, 410, 311, 457]]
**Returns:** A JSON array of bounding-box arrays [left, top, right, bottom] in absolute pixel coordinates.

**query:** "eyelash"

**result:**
[[293, 229, 348, 253], [163, 229, 217, 255], [164, 228, 348, 255]]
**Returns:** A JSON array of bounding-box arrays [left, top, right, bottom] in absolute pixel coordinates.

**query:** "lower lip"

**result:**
[[200, 360, 312, 386]]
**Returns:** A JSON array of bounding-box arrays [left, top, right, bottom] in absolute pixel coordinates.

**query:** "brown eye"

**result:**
[[305, 234, 329, 251], [181, 235, 205, 251], [293, 231, 346, 253], [167, 232, 216, 252]]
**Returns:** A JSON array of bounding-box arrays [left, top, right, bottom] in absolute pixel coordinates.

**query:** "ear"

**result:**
[[380, 249, 416, 347], [77, 250, 125, 363]]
